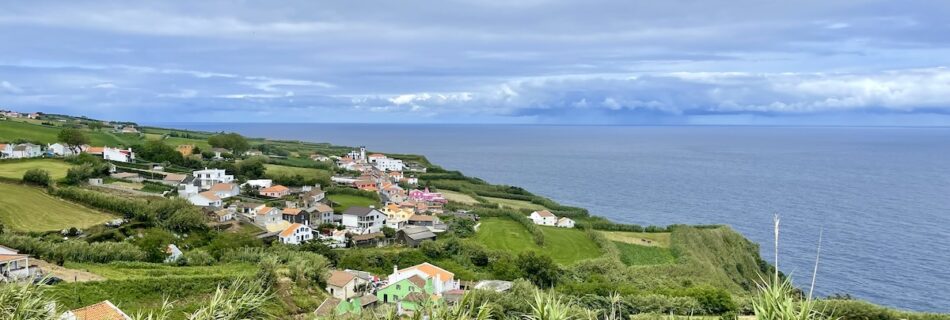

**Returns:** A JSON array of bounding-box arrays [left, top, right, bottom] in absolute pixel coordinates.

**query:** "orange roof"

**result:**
[[369, 153, 386, 158], [198, 191, 220, 201], [257, 206, 273, 215], [399, 262, 454, 282], [209, 183, 235, 191], [279, 223, 305, 237], [0, 254, 27, 263], [408, 214, 435, 222], [327, 270, 357, 287], [66, 300, 129, 320], [534, 210, 556, 218], [261, 185, 289, 193], [282, 208, 303, 215], [85, 146, 105, 154], [358, 185, 378, 192]]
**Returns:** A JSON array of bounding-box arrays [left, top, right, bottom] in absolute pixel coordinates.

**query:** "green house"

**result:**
[[376, 275, 440, 311]]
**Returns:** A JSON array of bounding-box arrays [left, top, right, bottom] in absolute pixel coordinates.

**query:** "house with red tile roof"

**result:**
[[60, 300, 131, 320], [260, 185, 290, 198]]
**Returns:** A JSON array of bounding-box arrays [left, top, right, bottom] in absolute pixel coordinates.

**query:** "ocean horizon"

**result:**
[[156, 123, 950, 313]]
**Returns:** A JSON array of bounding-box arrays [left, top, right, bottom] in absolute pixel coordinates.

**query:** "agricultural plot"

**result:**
[[475, 217, 602, 265], [0, 159, 73, 180], [0, 183, 115, 232], [439, 189, 478, 204], [600, 230, 671, 247], [482, 196, 547, 211], [264, 164, 331, 180], [614, 241, 677, 266]]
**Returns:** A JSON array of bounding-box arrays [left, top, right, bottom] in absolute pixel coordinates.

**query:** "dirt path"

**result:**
[[33, 260, 105, 282]]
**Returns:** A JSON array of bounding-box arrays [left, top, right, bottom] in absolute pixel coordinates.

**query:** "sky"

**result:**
[[2, 0, 950, 125]]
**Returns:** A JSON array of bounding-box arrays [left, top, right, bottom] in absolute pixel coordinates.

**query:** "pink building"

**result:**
[[408, 187, 447, 203]]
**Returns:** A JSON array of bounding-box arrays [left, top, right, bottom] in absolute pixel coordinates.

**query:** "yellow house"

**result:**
[[382, 203, 414, 228]]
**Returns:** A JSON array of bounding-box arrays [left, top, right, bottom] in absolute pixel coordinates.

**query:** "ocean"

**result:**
[[160, 123, 950, 312]]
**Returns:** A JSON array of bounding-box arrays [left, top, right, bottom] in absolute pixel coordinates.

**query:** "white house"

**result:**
[[187, 191, 222, 207], [529, 210, 558, 226], [319, 229, 348, 248], [47, 143, 75, 156], [213, 209, 234, 223], [556, 217, 575, 228], [244, 179, 273, 189], [164, 244, 183, 263], [192, 168, 234, 189], [9, 143, 42, 159], [373, 158, 404, 172], [253, 206, 282, 227], [388, 262, 460, 295], [341, 206, 387, 234], [0, 245, 33, 282], [208, 183, 240, 199], [102, 147, 134, 162], [279, 223, 313, 245]]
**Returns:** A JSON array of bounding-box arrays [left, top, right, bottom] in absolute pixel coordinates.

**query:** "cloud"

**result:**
[[0, 80, 22, 93], [1, 1, 949, 124]]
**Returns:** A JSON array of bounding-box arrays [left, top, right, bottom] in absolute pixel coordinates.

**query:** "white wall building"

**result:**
[[192, 168, 234, 189], [341, 206, 387, 234], [187, 191, 222, 207], [373, 158, 404, 171], [556, 217, 575, 228], [103, 147, 135, 162], [529, 210, 558, 226], [47, 143, 75, 156], [279, 223, 313, 244], [8, 143, 42, 159], [244, 179, 273, 189]]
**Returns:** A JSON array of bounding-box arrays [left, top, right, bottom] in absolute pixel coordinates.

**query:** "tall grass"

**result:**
[[0, 280, 57, 320]]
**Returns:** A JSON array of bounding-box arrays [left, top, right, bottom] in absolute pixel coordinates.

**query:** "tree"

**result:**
[[57, 128, 89, 153], [135, 140, 184, 164], [22, 169, 52, 187], [234, 157, 267, 180], [516, 251, 561, 288], [208, 133, 249, 155]]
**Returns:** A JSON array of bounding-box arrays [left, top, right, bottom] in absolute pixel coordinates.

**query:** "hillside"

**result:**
[[0, 182, 115, 232]]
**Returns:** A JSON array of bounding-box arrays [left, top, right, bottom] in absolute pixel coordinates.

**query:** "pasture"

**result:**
[[0, 182, 115, 232], [0, 159, 73, 180], [475, 217, 602, 265]]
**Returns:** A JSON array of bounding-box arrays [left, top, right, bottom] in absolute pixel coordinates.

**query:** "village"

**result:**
[[0, 111, 585, 318]]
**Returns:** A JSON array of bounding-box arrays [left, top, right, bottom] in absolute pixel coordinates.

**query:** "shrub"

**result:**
[[181, 249, 216, 266], [22, 169, 51, 187], [0, 234, 146, 263]]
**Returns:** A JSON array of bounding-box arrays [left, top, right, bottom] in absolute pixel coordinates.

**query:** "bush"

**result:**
[[22, 169, 51, 187], [0, 234, 146, 263], [180, 249, 216, 266]]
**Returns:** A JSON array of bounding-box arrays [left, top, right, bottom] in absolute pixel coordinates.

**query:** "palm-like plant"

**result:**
[[0, 280, 57, 320], [524, 289, 576, 320], [187, 278, 271, 320], [751, 215, 832, 320]]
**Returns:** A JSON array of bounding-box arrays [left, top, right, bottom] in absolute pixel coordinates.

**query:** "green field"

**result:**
[[163, 136, 212, 150], [483, 196, 547, 211], [264, 164, 330, 180], [601, 230, 672, 247], [440, 189, 478, 204], [0, 159, 73, 180], [327, 193, 379, 213], [0, 183, 115, 232], [614, 241, 677, 266], [0, 120, 144, 146], [475, 217, 602, 264]]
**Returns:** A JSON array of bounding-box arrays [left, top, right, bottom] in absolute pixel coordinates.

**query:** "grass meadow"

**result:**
[[0, 182, 115, 232]]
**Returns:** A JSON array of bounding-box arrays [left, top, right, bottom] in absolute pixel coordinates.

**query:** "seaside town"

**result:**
[[0, 110, 586, 318]]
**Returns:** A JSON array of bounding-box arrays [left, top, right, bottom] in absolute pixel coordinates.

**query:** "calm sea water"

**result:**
[[161, 123, 950, 312]]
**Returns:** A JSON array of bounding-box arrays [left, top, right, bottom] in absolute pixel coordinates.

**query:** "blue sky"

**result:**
[[2, 0, 950, 125]]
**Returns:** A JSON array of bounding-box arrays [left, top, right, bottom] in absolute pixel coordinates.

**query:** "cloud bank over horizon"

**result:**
[[2, 0, 950, 125]]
